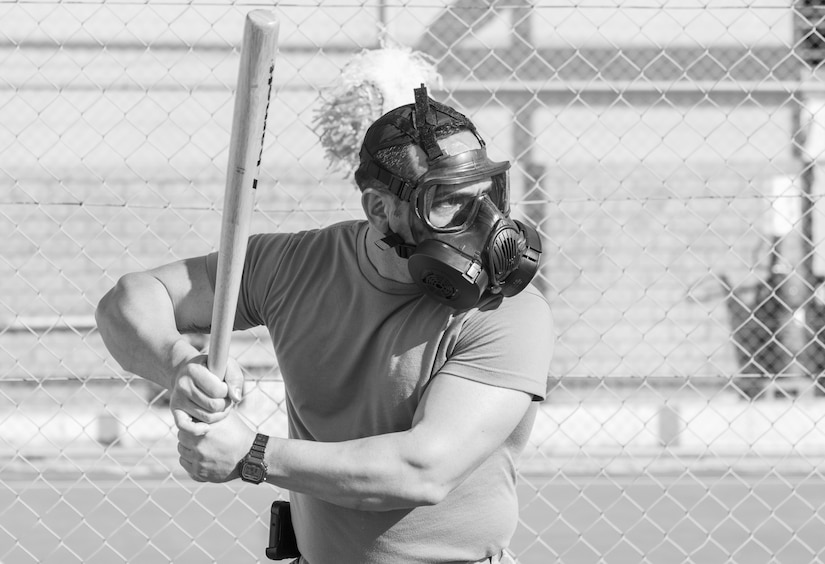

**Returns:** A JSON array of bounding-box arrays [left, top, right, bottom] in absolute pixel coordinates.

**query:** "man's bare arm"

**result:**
[[178, 373, 534, 511], [95, 257, 243, 428], [95, 258, 207, 387]]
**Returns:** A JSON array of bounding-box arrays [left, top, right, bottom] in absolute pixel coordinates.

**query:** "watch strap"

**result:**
[[249, 433, 269, 462]]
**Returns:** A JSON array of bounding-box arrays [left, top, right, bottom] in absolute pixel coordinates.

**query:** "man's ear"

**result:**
[[361, 188, 393, 233]]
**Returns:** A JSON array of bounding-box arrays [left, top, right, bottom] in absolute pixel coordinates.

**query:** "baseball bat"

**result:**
[[208, 10, 280, 381]]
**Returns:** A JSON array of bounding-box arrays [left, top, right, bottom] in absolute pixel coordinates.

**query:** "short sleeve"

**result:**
[[437, 286, 554, 400], [205, 233, 293, 331]]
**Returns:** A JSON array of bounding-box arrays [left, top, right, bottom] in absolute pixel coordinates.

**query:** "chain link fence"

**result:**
[[3, 1, 825, 562]]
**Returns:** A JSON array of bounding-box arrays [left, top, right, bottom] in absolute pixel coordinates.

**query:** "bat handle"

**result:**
[[207, 328, 230, 382]]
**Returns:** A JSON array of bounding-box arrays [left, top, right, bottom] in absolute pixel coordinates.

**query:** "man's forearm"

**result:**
[[262, 432, 449, 512], [96, 272, 199, 390]]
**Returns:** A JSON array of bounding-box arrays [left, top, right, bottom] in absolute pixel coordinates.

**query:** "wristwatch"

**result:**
[[240, 433, 269, 484]]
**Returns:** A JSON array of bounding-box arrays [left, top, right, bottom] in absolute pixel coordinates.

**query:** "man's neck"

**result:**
[[364, 225, 414, 284]]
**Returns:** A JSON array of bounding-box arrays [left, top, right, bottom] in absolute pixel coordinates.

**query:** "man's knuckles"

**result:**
[[176, 375, 230, 406], [195, 404, 230, 423]]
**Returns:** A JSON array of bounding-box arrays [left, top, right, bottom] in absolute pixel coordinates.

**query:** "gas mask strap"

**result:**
[[376, 230, 417, 259], [413, 84, 443, 162], [413, 84, 486, 151]]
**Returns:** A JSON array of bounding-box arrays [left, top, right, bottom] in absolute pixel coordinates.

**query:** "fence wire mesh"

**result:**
[[3, 1, 825, 563]]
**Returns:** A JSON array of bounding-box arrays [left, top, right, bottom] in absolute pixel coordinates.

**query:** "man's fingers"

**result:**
[[170, 353, 239, 436], [178, 456, 206, 482], [189, 361, 230, 398], [177, 440, 189, 455], [177, 375, 232, 414], [173, 408, 210, 436], [176, 354, 242, 411], [194, 393, 232, 415]]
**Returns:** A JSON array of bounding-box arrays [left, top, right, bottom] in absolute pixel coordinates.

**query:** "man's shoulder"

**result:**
[[445, 284, 553, 400], [452, 284, 552, 341], [253, 220, 363, 244], [476, 284, 551, 320], [248, 220, 364, 258]]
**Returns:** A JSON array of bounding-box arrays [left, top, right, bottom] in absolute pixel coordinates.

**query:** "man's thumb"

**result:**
[[224, 360, 244, 403]]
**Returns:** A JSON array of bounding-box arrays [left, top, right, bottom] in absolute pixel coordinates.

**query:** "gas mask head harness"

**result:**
[[356, 85, 542, 309]]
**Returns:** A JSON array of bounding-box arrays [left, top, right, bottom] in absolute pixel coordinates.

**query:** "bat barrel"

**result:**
[[208, 11, 280, 381]]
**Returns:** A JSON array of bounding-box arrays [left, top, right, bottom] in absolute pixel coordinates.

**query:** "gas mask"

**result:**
[[357, 85, 542, 309]]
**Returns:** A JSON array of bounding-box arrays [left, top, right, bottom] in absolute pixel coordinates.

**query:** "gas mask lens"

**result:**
[[420, 172, 509, 233], [425, 181, 485, 230]]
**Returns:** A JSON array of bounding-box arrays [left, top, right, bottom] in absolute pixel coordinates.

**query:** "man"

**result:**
[[95, 85, 553, 563]]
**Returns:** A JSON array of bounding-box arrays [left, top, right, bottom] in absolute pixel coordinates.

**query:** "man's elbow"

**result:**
[[399, 447, 465, 507], [95, 273, 158, 362], [392, 473, 449, 507], [408, 480, 451, 507], [95, 279, 122, 335], [95, 274, 138, 330]]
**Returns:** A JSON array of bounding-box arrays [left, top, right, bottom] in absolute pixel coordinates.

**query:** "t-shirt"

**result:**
[[209, 220, 553, 564]]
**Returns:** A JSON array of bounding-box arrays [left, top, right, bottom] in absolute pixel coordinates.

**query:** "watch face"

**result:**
[[242, 462, 265, 482]]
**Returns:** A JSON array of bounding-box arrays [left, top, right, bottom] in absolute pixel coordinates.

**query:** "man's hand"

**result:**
[[177, 408, 255, 483], [170, 353, 244, 435]]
